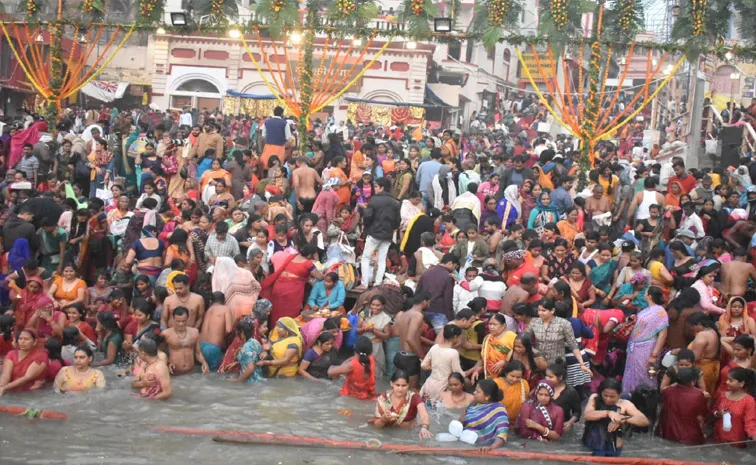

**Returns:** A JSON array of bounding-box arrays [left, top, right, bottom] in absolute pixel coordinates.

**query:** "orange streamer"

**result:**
[[531, 44, 578, 133], [596, 44, 613, 125], [281, 34, 301, 113], [18, 26, 48, 89], [62, 25, 116, 97], [312, 38, 349, 108], [257, 31, 296, 114], [312, 35, 370, 110], [546, 44, 579, 130], [578, 40, 584, 117], [310, 35, 333, 105], [595, 43, 635, 132]]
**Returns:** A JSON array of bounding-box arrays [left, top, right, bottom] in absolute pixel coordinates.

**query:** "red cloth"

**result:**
[[402, 393, 424, 422], [9, 121, 45, 169], [658, 384, 708, 445], [581, 308, 625, 362], [262, 253, 312, 326], [0, 334, 13, 357], [713, 394, 756, 447], [68, 321, 97, 343], [124, 321, 162, 338], [5, 349, 49, 392], [339, 355, 376, 400], [667, 175, 697, 195], [45, 358, 65, 382]]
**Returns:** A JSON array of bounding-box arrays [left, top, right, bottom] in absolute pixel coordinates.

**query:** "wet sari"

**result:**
[[261, 252, 314, 326], [267, 317, 303, 378], [212, 257, 261, 320], [462, 402, 510, 444], [622, 304, 668, 393], [516, 380, 565, 441], [482, 330, 516, 378]]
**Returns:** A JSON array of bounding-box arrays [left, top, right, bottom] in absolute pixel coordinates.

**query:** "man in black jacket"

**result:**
[[360, 177, 400, 288], [2, 204, 39, 254]]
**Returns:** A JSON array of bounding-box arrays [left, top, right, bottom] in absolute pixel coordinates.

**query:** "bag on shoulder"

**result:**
[[327, 261, 358, 291], [126, 136, 148, 159], [533, 165, 554, 190]]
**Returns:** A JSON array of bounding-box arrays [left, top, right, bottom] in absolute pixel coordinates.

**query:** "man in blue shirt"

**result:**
[[416, 148, 443, 210], [550, 175, 574, 216]]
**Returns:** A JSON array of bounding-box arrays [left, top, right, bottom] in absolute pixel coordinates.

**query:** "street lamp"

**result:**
[[352, 38, 362, 46], [290, 31, 302, 44], [228, 28, 242, 39], [170, 12, 188, 26], [156, 27, 166, 35], [434, 18, 453, 33]]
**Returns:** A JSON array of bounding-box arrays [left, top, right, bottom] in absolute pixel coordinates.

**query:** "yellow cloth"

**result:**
[[460, 320, 483, 361], [695, 359, 720, 398], [482, 331, 516, 378], [268, 317, 303, 377], [494, 377, 529, 420]]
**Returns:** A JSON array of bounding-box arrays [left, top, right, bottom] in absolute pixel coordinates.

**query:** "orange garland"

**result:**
[[310, 35, 333, 103], [596, 44, 613, 125], [280, 35, 300, 113], [577, 40, 584, 116], [530, 44, 579, 134], [595, 43, 635, 131], [546, 44, 580, 130], [312, 38, 350, 107], [257, 31, 297, 115], [312, 37, 364, 109]]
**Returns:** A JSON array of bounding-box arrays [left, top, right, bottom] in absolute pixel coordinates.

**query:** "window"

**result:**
[[447, 41, 461, 60], [176, 79, 220, 93], [503, 49, 511, 63]]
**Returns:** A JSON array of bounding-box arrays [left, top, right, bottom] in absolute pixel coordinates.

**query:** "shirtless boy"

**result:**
[[131, 338, 172, 400], [720, 247, 756, 299], [199, 292, 235, 371], [391, 292, 430, 390], [161, 274, 205, 329], [161, 307, 209, 375], [291, 156, 322, 214]]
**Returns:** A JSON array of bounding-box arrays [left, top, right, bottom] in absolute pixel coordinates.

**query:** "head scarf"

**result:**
[[629, 272, 649, 286], [531, 380, 556, 429], [665, 181, 683, 208], [253, 299, 272, 321], [723, 296, 750, 326], [8, 238, 31, 273], [273, 317, 303, 356], [503, 250, 526, 262], [503, 185, 521, 213], [535, 192, 559, 215]]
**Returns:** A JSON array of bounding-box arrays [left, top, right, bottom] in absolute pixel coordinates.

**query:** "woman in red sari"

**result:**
[[14, 277, 64, 338], [328, 335, 376, 400], [0, 328, 49, 394], [261, 244, 323, 327]]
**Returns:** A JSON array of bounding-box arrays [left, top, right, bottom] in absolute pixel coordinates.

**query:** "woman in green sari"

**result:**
[[588, 244, 617, 309]]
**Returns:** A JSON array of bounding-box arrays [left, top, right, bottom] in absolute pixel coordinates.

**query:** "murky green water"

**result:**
[[0, 369, 751, 464]]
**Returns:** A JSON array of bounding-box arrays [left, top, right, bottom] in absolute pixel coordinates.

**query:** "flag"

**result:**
[[80, 81, 129, 102]]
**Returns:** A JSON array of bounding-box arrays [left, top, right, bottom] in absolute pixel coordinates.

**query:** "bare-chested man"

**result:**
[[686, 312, 720, 396], [500, 273, 539, 320], [199, 292, 235, 371], [720, 247, 756, 299], [131, 338, 172, 400], [161, 274, 205, 329], [291, 156, 322, 214], [391, 292, 430, 390], [723, 218, 756, 249], [483, 217, 503, 253], [161, 307, 209, 375]]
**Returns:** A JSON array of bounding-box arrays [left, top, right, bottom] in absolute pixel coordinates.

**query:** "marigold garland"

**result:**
[[82, 0, 95, 14], [139, 0, 159, 18], [691, 0, 706, 36], [211, 0, 224, 17], [411, 0, 424, 15], [551, 0, 568, 31], [26, 0, 38, 16], [618, 0, 635, 32], [488, 0, 512, 27], [271, 0, 287, 14], [336, 0, 357, 16]]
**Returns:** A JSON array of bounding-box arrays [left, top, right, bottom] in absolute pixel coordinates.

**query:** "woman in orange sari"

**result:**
[[665, 181, 683, 209], [199, 158, 231, 198], [330, 156, 351, 209], [478, 313, 516, 379], [261, 245, 324, 326]]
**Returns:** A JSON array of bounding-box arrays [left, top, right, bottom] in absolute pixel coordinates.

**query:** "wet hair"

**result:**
[[0, 314, 15, 341], [135, 274, 152, 288], [154, 286, 169, 304], [97, 311, 122, 336], [513, 302, 535, 318], [676, 368, 698, 386], [647, 286, 664, 305], [173, 274, 190, 286], [173, 306, 190, 318], [139, 338, 159, 357], [391, 370, 411, 384], [597, 377, 623, 397], [503, 359, 525, 375], [547, 359, 567, 381], [323, 317, 341, 331], [353, 335, 373, 375], [236, 318, 256, 340], [728, 367, 755, 391], [62, 326, 80, 346], [315, 331, 335, 346], [476, 379, 504, 402], [443, 324, 463, 340], [211, 291, 226, 304], [456, 308, 475, 320], [132, 297, 155, 319], [74, 344, 94, 359], [677, 349, 695, 364], [45, 337, 64, 363], [733, 334, 755, 355], [449, 372, 465, 384], [325, 272, 339, 283]]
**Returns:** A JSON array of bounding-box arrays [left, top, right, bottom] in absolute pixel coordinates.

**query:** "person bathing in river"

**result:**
[[161, 306, 209, 375], [328, 335, 376, 400], [131, 338, 172, 400], [370, 370, 433, 439], [199, 292, 235, 371]]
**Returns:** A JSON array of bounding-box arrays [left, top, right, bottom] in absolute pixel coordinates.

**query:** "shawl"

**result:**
[[531, 380, 556, 429], [719, 296, 753, 335], [9, 121, 45, 169]]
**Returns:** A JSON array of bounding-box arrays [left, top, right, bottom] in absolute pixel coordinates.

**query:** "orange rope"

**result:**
[[595, 43, 635, 132], [20, 25, 49, 90], [578, 40, 584, 117], [313, 38, 348, 108], [281, 34, 301, 114], [644, 50, 651, 101], [596, 5, 604, 39], [595, 44, 613, 127], [257, 31, 293, 113], [531, 44, 578, 134], [312, 36, 363, 109], [319, 33, 377, 109], [60, 24, 82, 92], [60, 25, 106, 96], [597, 51, 669, 137], [65, 25, 117, 96], [310, 35, 333, 105], [546, 44, 578, 130]]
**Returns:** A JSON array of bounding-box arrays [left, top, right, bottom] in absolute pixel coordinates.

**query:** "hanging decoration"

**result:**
[[516, 5, 686, 171], [550, 0, 568, 31], [691, 0, 706, 36], [138, 0, 163, 24], [327, 0, 379, 27], [401, 0, 438, 40], [256, 0, 300, 38], [26, 0, 39, 16], [618, 0, 635, 32], [336, 0, 357, 16], [410, 0, 425, 15], [470, 0, 522, 49]]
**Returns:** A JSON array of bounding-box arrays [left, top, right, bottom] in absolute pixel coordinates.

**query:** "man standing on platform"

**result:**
[[260, 106, 293, 170]]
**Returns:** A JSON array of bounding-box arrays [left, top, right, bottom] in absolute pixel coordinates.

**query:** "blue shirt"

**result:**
[[550, 186, 573, 215], [416, 160, 442, 196], [307, 280, 346, 309], [196, 157, 213, 180]]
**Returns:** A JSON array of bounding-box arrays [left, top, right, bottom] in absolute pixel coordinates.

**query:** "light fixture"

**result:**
[[156, 27, 166, 35], [35, 33, 44, 43], [170, 12, 188, 26], [434, 17, 453, 33], [290, 31, 302, 44], [352, 38, 362, 46], [725, 51, 734, 61], [78, 33, 87, 44], [663, 64, 674, 75], [228, 28, 241, 39], [651, 58, 658, 67], [406, 41, 417, 50], [619, 57, 626, 66], [730, 72, 741, 80]]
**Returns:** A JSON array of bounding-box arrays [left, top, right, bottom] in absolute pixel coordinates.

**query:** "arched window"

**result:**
[[176, 79, 220, 93]]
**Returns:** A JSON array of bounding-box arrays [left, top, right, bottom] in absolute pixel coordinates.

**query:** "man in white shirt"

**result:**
[[659, 155, 683, 193], [179, 107, 193, 127]]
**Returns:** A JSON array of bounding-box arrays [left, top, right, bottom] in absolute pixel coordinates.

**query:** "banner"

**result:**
[[80, 81, 129, 102]]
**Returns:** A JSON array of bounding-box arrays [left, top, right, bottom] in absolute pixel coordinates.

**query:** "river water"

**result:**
[[0, 369, 751, 465]]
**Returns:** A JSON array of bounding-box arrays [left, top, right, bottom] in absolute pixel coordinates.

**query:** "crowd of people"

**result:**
[[0, 98, 755, 456]]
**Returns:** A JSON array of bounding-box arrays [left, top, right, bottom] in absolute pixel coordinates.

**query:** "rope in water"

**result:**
[[0, 405, 68, 420]]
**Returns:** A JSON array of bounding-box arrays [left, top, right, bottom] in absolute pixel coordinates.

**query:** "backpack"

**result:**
[[327, 262, 358, 291], [533, 165, 554, 190], [126, 136, 149, 159]]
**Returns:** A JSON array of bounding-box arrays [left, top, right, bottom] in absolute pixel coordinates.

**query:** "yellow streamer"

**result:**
[[310, 35, 395, 115], [594, 55, 686, 142], [515, 49, 578, 138], [0, 21, 50, 98], [239, 33, 292, 114], [61, 24, 137, 99]]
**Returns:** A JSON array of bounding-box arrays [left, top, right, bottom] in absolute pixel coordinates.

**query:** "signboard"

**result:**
[[519, 52, 555, 80], [744, 77, 756, 99]]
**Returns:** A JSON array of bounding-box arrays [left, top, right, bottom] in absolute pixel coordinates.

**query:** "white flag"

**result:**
[[80, 81, 129, 102]]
